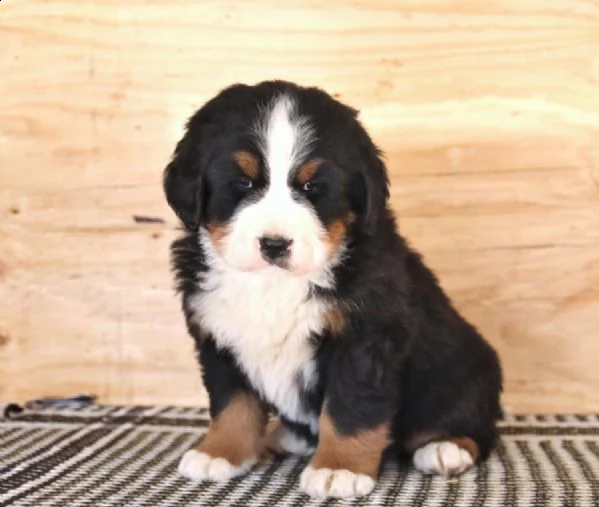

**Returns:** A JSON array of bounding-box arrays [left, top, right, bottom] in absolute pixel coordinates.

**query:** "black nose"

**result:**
[[259, 236, 292, 260]]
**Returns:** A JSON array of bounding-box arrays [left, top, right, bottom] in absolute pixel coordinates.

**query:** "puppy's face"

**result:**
[[164, 82, 388, 278]]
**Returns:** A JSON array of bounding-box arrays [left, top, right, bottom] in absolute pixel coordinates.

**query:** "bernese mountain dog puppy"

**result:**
[[164, 80, 502, 499]]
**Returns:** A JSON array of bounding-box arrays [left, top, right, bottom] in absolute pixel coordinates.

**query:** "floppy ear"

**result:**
[[351, 135, 390, 235], [163, 132, 204, 230]]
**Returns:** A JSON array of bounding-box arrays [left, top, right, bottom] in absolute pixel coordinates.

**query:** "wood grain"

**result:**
[[1, 0, 598, 412]]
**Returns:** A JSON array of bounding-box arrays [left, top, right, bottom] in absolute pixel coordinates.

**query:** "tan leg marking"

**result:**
[[199, 393, 267, 466], [178, 393, 267, 482], [310, 410, 390, 476], [300, 408, 390, 498], [450, 437, 480, 463]]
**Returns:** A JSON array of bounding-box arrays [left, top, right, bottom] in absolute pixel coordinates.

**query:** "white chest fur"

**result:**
[[190, 264, 330, 432]]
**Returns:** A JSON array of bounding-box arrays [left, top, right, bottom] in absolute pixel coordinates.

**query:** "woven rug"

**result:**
[[1, 405, 598, 506]]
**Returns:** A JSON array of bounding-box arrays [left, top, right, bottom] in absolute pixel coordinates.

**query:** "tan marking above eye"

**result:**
[[234, 151, 260, 179], [296, 158, 324, 185]]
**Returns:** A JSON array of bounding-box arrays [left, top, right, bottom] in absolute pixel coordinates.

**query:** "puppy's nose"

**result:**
[[259, 236, 292, 261]]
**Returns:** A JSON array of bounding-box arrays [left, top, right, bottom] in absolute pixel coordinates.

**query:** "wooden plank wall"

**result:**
[[1, 0, 598, 413]]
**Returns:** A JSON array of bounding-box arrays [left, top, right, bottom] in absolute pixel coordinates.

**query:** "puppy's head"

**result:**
[[164, 81, 389, 276]]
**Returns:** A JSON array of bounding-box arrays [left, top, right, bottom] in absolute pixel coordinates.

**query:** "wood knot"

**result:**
[[0, 331, 10, 347]]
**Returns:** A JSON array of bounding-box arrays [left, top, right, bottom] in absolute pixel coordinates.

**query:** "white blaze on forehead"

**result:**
[[217, 93, 333, 278], [260, 95, 314, 185]]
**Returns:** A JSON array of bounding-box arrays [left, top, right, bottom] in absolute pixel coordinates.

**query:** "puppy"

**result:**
[[164, 81, 502, 499]]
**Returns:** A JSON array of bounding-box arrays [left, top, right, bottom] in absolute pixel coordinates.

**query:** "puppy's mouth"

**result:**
[[262, 255, 290, 270]]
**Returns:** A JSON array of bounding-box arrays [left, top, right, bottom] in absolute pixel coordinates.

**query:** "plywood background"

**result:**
[[1, 0, 598, 413]]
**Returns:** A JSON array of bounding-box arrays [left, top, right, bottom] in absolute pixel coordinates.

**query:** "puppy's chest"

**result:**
[[191, 270, 328, 427]]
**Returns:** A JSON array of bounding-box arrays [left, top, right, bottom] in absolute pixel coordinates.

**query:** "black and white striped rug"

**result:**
[[1, 405, 598, 506]]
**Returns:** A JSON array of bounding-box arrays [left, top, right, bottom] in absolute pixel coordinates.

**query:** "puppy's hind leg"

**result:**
[[412, 436, 479, 476]]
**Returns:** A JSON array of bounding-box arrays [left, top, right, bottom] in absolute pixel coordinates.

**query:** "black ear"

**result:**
[[361, 148, 389, 233], [163, 132, 204, 230], [351, 133, 390, 235]]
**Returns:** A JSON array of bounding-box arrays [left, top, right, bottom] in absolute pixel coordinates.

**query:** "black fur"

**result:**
[[165, 80, 502, 461]]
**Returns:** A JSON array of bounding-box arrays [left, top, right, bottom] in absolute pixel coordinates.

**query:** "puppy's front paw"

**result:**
[[178, 449, 255, 482], [264, 419, 314, 456], [413, 441, 474, 476], [299, 465, 376, 498]]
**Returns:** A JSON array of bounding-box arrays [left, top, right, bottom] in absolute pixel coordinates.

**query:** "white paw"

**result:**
[[266, 421, 314, 456], [299, 465, 375, 498], [178, 449, 254, 482], [413, 441, 474, 475]]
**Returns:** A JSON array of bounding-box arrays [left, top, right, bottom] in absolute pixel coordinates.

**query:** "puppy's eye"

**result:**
[[303, 181, 318, 193], [235, 177, 254, 191]]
